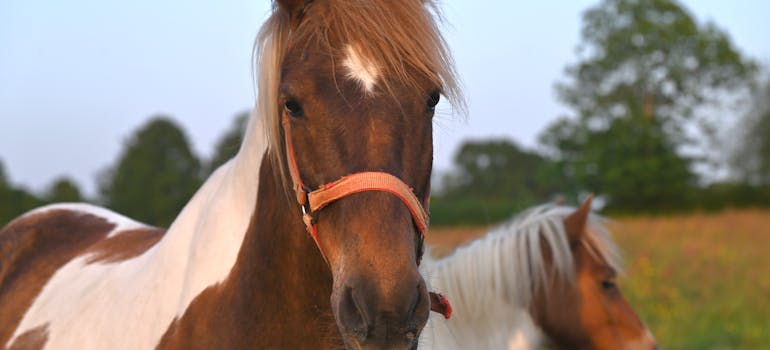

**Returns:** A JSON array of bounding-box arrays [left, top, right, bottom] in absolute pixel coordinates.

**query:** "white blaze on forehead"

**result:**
[[342, 44, 380, 93]]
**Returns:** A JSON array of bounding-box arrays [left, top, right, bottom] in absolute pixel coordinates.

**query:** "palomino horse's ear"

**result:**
[[276, 0, 312, 20], [563, 194, 593, 245]]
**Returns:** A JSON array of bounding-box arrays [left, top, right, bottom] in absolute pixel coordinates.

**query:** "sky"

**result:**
[[1, 0, 769, 196]]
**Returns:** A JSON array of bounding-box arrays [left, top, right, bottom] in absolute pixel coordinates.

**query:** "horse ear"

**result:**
[[563, 195, 593, 244], [275, 0, 312, 19]]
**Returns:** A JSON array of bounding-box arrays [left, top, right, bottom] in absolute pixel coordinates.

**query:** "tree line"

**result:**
[[0, 113, 248, 227], [2, 0, 768, 228]]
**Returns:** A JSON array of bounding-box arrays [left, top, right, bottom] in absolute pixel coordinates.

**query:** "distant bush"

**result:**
[[429, 196, 538, 227], [698, 182, 770, 211]]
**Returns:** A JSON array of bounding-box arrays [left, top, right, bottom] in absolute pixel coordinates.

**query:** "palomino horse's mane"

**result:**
[[252, 0, 464, 180], [419, 205, 623, 349], [425, 204, 623, 317]]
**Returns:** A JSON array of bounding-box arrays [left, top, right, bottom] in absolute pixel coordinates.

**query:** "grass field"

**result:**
[[427, 209, 770, 350]]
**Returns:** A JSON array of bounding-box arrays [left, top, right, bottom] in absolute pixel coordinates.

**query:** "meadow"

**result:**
[[427, 209, 770, 350]]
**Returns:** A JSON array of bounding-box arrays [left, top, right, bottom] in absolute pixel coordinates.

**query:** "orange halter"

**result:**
[[281, 114, 450, 319]]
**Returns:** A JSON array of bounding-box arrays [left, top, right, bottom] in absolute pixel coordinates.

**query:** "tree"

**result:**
[[0, 160, 12, 225], [44, 177, 84, 203], [0, 159, 44, 227], [440, 139, 558, 202], [207, 112, 249, 175], [731, 72, 770, 185], [0, 160, 7, 186], [99, 116, 202, 227], [558, 0, 755, 138], [431, 139, 561, 225], [541, 0, 756, 211], [543, 116, 695, 211]]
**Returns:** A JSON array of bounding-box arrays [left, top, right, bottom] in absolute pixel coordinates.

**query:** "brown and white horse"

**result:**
[[419, 199, 658, 350], [0, 1, 461, 349]]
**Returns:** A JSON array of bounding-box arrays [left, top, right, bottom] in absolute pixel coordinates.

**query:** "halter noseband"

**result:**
[[281, 114, 451, 319]]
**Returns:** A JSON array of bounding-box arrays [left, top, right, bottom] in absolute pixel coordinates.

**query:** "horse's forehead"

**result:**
[[283, 43, 383, 96], [341, 44, 380, 94]]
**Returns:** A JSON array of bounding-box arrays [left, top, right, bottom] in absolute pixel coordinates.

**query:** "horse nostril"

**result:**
[[337, 276, 429, 347], [341, 286, 370, 341], [404, 284, 427, 347], [412, 280, 430, 322]]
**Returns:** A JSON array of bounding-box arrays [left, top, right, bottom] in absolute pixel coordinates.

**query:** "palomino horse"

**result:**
[[0, 1, 461, 349], [419, 199, 658, 350]]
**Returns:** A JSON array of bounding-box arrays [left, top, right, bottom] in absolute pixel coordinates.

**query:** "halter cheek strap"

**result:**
[[281, 114, 450, 319]]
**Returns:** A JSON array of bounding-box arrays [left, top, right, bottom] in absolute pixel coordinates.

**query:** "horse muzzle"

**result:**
[[332, 270, 430, 350]]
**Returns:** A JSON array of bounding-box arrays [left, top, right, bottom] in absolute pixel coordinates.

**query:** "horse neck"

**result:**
[[239, 112, 332, 300], [220, 150, 337, 345], [251, 151, 332, 289]]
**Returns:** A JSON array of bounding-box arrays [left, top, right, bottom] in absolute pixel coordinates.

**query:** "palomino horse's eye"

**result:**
[[284, 99, 304, 118], [427, 90, 440, 112], [601, 280, 617, 291]]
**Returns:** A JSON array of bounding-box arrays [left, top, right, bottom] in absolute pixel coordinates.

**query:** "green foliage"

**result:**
[[697, 182, 770, 211], [99, 116, 203, 227], [45, 177, 83, 203], [560, 0, 756, 135], [207, 112, 249, 175], [0, 188, 43, 227], [431, 139, 561, 225], [429, 196, 531, 226], [543, 116, 697, 212], [440, 139, 558, 202], [0, 160, 7, 185], [0, 159, 44, 227], [541, 0, 756, 212], [731, 73, 770, 185]]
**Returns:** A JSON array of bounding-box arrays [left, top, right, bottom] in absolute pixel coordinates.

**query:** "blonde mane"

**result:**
[[430, 205, 622, 310], [420, 205, 623, 349], [252, 0, 464, 180]]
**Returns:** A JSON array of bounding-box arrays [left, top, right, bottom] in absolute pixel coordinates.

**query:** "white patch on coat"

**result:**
[[7, 112, 269, 350], [342, 44, 380, 93]]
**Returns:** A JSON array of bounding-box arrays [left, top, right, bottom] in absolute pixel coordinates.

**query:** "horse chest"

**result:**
[[155, 283, 341, 349]]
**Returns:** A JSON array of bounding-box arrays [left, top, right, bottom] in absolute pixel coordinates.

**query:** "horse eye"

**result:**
[[426, 90, 441, 112], [284, 99, 303, 117], [601, 280, 616, 290]]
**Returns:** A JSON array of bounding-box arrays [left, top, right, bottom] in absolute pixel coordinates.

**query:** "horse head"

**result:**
[[264, 1, 461, 348], [531, 197, 658, 350]]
